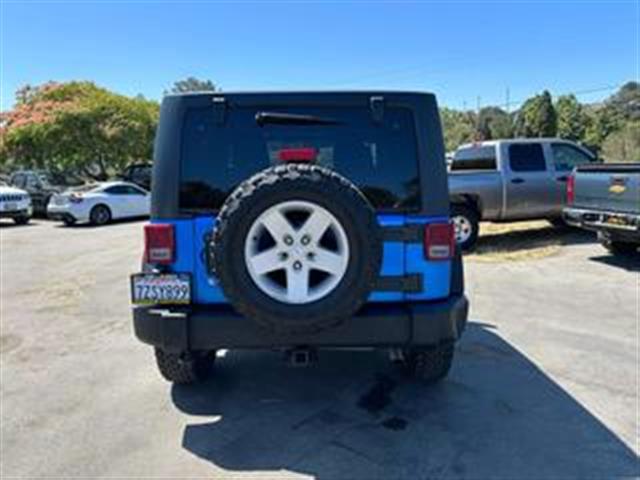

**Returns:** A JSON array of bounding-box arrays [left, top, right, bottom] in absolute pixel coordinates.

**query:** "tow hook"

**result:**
[[286, 347, 317, 367]]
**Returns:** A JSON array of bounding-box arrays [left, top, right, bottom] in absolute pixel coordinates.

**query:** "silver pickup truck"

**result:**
[[448, 138, 598, 249], [564, 164, 639, 256]]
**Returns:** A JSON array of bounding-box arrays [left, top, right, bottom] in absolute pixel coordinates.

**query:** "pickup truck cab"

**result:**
[[564, 163, 639, 256], [449, 138, 598, 249]]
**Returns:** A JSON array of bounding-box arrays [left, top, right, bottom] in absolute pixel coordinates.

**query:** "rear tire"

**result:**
[[399, 343, 455, 384], [603, 239, 639, 256], [548, 217, 568, 229], [451, 204, 479, 251], [90, 204, 111, 226], [154, 348, 216, 384], [13, 215, 30, 225]]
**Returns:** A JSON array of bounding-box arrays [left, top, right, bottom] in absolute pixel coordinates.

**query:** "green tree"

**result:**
[[514, 90, 557, 137], [607, 81, 640, 120], [556, 94, 586, 140], [166, 77, 216, 94], [476, 106, 513, 140], [583, 104, 622, 153], [600, 121, 640, 162], [440, 108, 476, 151], [1, 81, 159, 180]]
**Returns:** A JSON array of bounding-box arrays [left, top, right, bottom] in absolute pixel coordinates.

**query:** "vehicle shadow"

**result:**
[[171, 323, 637, 479], [472, 224, 595, 257], [0, 221, 40, 229], [52, 216, 148, 229], [589, 252, 640, 272]]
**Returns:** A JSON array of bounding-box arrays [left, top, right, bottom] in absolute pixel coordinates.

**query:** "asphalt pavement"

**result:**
[[0, 219, 638, 478]]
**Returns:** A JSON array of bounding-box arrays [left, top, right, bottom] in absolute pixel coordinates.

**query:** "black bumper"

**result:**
[[133, 296, 469, 352], [0, 209, 29, 219], [48, 212, 77, 222]]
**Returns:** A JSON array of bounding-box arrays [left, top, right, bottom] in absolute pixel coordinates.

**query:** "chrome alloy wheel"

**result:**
[[244, 200, 350, 304], [452, 215, 473, 244]]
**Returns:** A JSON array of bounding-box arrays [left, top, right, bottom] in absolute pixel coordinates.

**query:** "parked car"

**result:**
[[118, 162, 152, 190], [564, 163, 639, 256], [47, 181, 150, 226], [0, 181, 32, 225], [130, 91, 468, 385], [9, 170, 80, 217], [448, 138, 599, 249]]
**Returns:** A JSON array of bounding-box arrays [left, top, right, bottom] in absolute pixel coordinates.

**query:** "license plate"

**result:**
[[131, 273, 191, 305], [3, 202, 17, 211]]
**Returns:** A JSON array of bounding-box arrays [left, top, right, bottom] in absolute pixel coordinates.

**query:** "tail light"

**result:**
[[278, 147, 317, 163], [144, 224, 175, 264], [567, 174, 575, 205], [424, 223, 455, 260]]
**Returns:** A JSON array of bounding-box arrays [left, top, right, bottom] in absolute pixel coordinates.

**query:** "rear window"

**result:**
[[451, 146, 497, 171], [508, 143, 547, 172], [179, 106, 421, 212]]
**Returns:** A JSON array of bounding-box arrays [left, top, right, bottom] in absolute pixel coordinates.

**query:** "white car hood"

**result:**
[[0, 186, 28, 196]]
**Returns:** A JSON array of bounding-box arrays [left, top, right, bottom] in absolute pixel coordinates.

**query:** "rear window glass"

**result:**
[[451, 146, 497, 171], [508, 143, 546, 172], [180, 106, 420, 212]]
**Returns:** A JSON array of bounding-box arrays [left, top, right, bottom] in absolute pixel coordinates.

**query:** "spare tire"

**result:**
[[210, 164, 382, 334]]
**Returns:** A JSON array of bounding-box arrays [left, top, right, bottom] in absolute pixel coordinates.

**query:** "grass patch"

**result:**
[[467, 220, 592, 262]]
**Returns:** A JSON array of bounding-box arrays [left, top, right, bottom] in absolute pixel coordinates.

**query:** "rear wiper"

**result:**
[[255, 111, 340, 127]]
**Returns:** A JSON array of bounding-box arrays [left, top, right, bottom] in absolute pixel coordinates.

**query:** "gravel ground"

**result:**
[[1, 219, 638, 479]]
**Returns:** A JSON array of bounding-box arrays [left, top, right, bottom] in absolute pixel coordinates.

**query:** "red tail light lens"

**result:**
[[144, 224, 175, 264], [424, 223, 455, 260], [278, 147, 317, 163], [567, 174, 575, 205]]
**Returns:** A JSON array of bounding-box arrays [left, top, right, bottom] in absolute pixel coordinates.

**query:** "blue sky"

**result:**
[[1, 0, 638, 111]]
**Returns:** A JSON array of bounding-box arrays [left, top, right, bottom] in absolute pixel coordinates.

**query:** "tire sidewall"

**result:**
[[212, 166, 381, 332], [90, 205, 111, 225], [451, 205, 479, 251]]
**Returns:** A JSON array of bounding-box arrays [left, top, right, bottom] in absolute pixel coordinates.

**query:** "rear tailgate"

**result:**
[[573, 164, 640, 214]]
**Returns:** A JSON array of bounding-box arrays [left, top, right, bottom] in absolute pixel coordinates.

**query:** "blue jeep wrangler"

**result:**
[[131, 92, 468, 384]]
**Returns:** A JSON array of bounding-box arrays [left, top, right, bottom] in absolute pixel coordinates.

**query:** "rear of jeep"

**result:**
[[131, 92, 468, 384]]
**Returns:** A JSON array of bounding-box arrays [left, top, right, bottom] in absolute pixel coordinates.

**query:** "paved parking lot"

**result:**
[[0, 219, 638, 478]]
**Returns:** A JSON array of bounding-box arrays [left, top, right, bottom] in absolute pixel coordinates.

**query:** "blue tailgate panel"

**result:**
[[159, 214, 451, 304]]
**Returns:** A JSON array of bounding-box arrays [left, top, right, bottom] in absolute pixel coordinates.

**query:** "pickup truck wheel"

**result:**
[[210, 164, 382, 334], [13, 215, 30, 225], [603, 239, 639, 256], [400, 343, 454, 384], [154, 348, 216, 384], [451, 205, 479, 251]]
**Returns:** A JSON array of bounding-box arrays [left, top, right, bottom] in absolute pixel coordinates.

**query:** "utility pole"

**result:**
[[505, 87, 510, 113]]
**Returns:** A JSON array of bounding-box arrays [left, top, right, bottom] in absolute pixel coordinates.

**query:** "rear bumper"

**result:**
[[133, 295, 469, 352], [564, 207, 640, 234]]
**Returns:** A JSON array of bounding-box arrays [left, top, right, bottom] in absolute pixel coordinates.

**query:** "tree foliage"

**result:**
[[1, 81, 159, 179], [440, 83, 638, 162], [601, 121, 640, 163], [555, 94, 586, 141], [477, 107, 513, 140], [166, 77, 217, 94], [514, 90, 557, 137], [440, 107, 476, 152]]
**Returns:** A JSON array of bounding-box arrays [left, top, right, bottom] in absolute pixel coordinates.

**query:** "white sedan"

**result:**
[[47, 181, 150, 226]]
